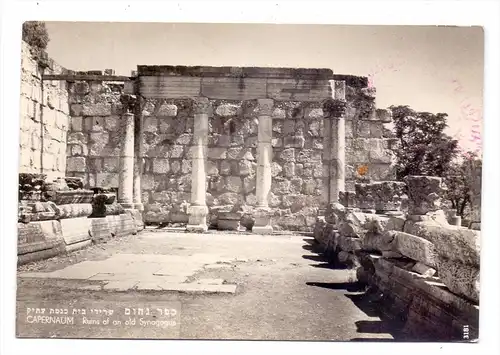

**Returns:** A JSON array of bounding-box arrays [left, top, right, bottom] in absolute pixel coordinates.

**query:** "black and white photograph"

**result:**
[[1, 1, 499, 353]]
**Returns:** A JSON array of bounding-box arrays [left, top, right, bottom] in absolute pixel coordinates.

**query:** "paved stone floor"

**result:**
[[16, 228, 402, 341]]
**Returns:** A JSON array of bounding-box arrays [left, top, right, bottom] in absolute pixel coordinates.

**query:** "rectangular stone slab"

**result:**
[[60, 217, 92, 245], [106, 214, 137, 237], [46, 190, 94, 205], [393, 231, 439, 268], [17, 247, 62, 265], [18, 220, 62, 245], [404, 221, 480, 266], [88, 217, 112, 243], [18, 239, 64, 255], [437, 257, 480, 304]]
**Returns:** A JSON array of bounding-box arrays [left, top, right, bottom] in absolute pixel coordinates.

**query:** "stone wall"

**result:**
[[342, 78, 396, 191], [313, 176, 480, 341], [19, 41, 70, 179], [63, 67, 396, 231], [65, 79, 127, 188]]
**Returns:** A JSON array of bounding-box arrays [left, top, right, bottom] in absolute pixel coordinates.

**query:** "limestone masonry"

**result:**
[[61, 64, 395, 231], [17, 41, 480, 340]]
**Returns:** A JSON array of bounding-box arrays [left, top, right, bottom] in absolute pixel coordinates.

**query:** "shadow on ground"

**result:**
[[302, 239, 407, 342]]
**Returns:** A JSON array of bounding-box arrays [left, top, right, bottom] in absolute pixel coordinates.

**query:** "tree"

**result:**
[[443, 152, 482, 217], [389, 105, 459, 180], [22, 21, 50, 51]]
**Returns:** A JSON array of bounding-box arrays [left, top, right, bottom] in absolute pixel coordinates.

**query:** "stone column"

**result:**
[[132, 110, 144, 211], [252, 99, 274, 234], [186, 97, 210, 232], [118, 95, 136, 208], [322, 80, 346, 205]]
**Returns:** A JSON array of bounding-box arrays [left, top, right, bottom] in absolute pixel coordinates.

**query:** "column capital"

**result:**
[[322, 98, 347, 119], [120, 94, 138, 114], [256, 98, 274, 116], [193, 97, 211, 115]]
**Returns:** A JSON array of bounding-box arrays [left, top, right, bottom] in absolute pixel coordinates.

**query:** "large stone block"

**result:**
[[346, 138, 370, 163], [56, 203, 93, 219], [17, 220, 63, 245], [393, 231, 438, 268], [81, 103, 112, 116], [338, 211, 371, 238], [405, 175, 445, 215], [45, 190, 94, 205], [354, 181, 407, 211], [156, 103, 178, 117], [126, 209, 145, 230], [66, 157, 87, 173], [218, 192, 241, 205], [362, 231, 397, 252], [338, 236, 363, 252], [60, 217, 92, 246], [404, 221, 480, 266], [437, 257, 480, 304], [106, 213, 137, 237], [88, 217, 112, 243]]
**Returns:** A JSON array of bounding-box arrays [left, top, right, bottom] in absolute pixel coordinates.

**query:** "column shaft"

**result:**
[[323, 80, 346, 205], [133, 113, 144, 210], [118, 112, 135, 208], [187, 98, 210, 232], [252, 99, 274, 234]]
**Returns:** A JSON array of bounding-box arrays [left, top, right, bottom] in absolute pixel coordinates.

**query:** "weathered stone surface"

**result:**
[[126, 209, 145, 230], [88, 217, 112, 243], [354, 181, 407, 211], [19, 201, 59, 222], [18, 220, 62, 244], [215, 103, 240, 117], [376, 108, 392, 123], [66, 157, 86, 172], [393, 231, 438, 268], [411, 262, 436, 277], [338, 251, 361, 268], [325, 202, 345, 225], [338, 211, 370, 238], [56, 203, 93, 219], [18, 246, 63, 265], [404, 221, 480, 266], [60, 217, 92, 246], [338, 236, 363, 252], [362, 231, 397, 252], [405, 175, 445, 215], [363, 214, 390, 234], [45, 190, 94, 205], [437, 257, 480, 304], [157, 103, 178, 117], [106, 213, 138, 237]]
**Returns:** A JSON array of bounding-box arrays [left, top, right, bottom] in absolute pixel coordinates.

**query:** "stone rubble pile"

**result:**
[[17, 174, 142, 265], [313, 175, 480, 340]]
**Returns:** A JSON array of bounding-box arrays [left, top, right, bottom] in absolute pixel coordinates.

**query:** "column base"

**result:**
[[252, 207, 273, 235], [125, 208, 145, 230], [186, 205, 208, 233], [134, 203, 144, 211], [186, 224, 208, 233], [252, 225, 273, 234], [119, 202, 135, 209]]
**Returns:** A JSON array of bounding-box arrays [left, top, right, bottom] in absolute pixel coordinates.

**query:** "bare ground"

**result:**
[[16, 228, 404, 341]]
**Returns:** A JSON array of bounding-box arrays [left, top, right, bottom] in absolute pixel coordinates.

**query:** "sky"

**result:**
[[43, 22, 484, 153]]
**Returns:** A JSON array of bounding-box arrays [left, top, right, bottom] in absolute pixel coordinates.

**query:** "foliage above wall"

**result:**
[[22, 21, 50, 51], [389, 105, 459, 180]]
